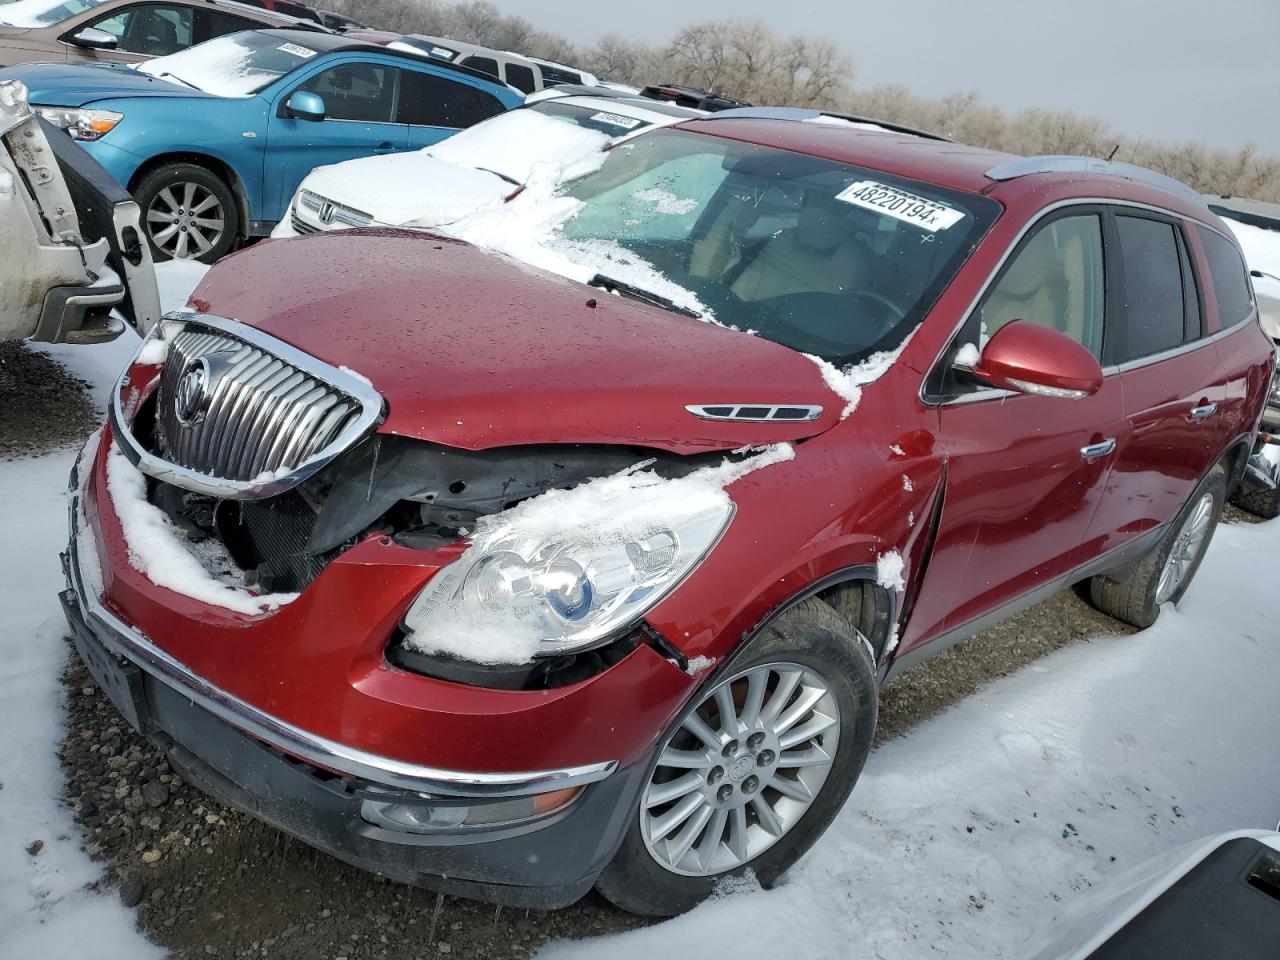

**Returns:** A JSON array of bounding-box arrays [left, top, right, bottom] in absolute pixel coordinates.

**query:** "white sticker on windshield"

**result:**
[[277, 42, 317, 59], [431, 47, 455, 59], [836, 180, 964, 232], [589, 111, 642, 130]]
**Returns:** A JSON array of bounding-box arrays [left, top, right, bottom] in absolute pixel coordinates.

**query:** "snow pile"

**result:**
[[0, 167, 13, 196], [954, 341, 981, 367], [404, 444, 793, 664], [806, 330, 915, 419], [105, 442, 296, 615], [0, 452, 165, 960], [875, 550, 905, 592], [544, 517, 1280, 960], [684, 655, 715, 676]]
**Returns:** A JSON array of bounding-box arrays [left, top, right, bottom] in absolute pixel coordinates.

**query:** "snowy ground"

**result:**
[[2, 228, 1279, 959]]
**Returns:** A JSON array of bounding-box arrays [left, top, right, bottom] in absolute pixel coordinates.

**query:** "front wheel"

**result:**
[[1088, 462, 1226, 628], [134, 162, 240, 264], [595, 598, 877, 916]]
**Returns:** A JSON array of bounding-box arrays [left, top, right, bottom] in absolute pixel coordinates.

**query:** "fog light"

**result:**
[[359, 786, 583, 835]]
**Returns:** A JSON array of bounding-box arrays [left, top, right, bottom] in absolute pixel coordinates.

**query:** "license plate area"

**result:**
[[72, 623, 152, 735]]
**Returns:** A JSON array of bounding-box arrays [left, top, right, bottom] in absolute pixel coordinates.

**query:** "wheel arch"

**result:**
[[127, 152, 250, 242], [1218, 431, 1257, 497]]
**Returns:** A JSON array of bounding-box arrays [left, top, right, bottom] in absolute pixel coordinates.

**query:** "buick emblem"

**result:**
[[318, 201, 335, 224], [175, 357, 211, 425]]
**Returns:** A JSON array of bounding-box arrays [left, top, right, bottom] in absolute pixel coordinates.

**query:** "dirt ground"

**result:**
[[11, 341, 1257, 959]]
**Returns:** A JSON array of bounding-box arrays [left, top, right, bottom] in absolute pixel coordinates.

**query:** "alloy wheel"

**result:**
[[640, 662, 840, 877], [1156, 491, 1215, 603], [146, 181, 226, 260]]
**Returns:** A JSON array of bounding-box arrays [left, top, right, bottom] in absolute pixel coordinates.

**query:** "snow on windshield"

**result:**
[[0, 0, 108, 27], [404, 443, 793, 664], [138, 33, 312, 97], [427, 110, 609, 187]]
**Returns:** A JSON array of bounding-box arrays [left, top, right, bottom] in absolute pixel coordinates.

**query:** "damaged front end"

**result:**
[[0, 79, 159, 344], [112, 313, 721, 688]]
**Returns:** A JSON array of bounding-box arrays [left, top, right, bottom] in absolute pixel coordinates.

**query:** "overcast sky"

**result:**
[[494, 0, 1277, 154]]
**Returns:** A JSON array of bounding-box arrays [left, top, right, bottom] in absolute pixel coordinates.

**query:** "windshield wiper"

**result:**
[[588, 274, 700, 319], [155, 71, 201, 91]]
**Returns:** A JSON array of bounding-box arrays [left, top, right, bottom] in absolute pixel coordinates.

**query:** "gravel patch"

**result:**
[[0, 342, 98, 459]]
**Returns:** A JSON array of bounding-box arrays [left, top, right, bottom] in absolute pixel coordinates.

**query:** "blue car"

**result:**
[[9, 29, 523, 261]]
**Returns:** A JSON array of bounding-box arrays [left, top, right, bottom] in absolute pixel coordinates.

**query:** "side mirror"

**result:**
[[960, 320, 1103, 399], [285, 91, 326, 122], [68, 27, 119, 50]]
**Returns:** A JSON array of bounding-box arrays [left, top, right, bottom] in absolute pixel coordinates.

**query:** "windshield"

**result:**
[[137, 32, 320, 97], [558, 130, 999, 363], [530, 100, 655, 141], [0, 0, 110, 27]]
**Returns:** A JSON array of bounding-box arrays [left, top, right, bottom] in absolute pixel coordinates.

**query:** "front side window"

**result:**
[[1114, 216, 1186, 362], [557, 130, 999, 364], [88, 2, 191, 55], [297, 61, 398, 123], [978, 214, 1106, 358], [1197, 225, 1256, 329], [136, 31, 322, 96], [396, 70, 504, 127]]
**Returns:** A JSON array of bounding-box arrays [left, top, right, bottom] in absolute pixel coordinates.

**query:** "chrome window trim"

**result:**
[[111, 312, 385, 500], [920, 196, 1252, 410], [64, 474, 617, 798], [685, 403, 824, 422]]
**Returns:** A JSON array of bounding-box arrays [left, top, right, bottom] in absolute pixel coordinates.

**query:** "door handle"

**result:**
[[373, 141, 395, 152], [1188, 402, 1218, 421], [1081, 438, 1116, 461]]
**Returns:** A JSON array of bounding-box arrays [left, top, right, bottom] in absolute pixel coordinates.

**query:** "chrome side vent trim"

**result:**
[[685, 403, 824, 422], [111, 313, 383, 500]]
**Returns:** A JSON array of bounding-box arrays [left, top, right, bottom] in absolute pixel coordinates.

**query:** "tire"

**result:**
[[1230, 467, 1280, 520], [1088, 462, 1227, 628], [133, 162, 239, 264], [595, 598, 878, 916]]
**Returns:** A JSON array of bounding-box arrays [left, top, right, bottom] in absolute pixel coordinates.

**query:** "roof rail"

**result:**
[[985, 155, 1204, 206], [698, 106, 949, 141]]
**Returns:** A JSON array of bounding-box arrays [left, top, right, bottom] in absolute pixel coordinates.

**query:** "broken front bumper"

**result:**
[[0, 80, 159, 344], [61, 444, 669, 907]]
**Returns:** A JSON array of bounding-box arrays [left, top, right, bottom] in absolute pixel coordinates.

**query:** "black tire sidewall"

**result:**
[[595, 601, 878, 916], [134, 163, 239, 264]]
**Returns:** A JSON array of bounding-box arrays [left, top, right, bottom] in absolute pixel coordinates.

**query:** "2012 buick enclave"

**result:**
[[63, 109, 1275, 916]]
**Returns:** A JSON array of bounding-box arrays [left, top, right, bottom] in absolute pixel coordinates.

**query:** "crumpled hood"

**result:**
[[187, 229, 845, 453], [301, 152, 510, 228], [10, 62, 209, 106]]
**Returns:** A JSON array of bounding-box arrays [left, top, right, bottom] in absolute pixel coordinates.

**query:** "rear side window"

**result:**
[[397, 70, 506, 128], [1197, 226, 1256, 328], [462, 56, 499, 79], [504, 63, 537, 94], [1114, 216, 1185, 362], [979, 213, 1107, 358]]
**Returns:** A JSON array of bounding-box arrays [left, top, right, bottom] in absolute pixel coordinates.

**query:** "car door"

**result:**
[[397, 66, 509, 150], [1083, 211, 1227, 557], [903, 209, 1126, 650], [262, 57, 410, 220], [71, 1, 195, 63]]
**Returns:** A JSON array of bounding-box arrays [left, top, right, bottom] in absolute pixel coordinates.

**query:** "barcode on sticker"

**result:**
[[836, 180, 964, 232], [590, 111, 642, 130], [278, 42, 316, 59]]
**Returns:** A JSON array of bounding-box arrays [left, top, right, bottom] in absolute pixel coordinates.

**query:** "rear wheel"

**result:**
[[595, 598, 877, 916], [134, 162, 239, 264], [1088, 462, 1226, 628]]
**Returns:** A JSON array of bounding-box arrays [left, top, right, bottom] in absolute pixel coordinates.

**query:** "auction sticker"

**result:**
[[836, 180, 964, 232], [590, 111, 643, 130], [278, 42, 317, 59]]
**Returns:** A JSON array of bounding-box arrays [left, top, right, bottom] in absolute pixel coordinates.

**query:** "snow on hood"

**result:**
[[806, 329, 916, 419], [404, 443, 794, 664], [302, 153, 512, 228], [426, 109, 609, 187], [0, 0, 91, 27], [137, 41, 273, 97]]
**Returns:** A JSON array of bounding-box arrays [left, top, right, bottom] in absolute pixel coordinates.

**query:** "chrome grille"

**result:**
[[290, 211, 320, 234], [114, 315, 383, 500]]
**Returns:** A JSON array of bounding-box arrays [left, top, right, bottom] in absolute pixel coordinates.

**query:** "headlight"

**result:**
[[35, 106, 122, 141], [402, 498, 732, 663]]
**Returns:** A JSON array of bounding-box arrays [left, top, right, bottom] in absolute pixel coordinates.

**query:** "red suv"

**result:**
[[64, 110, 1274, 916]]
